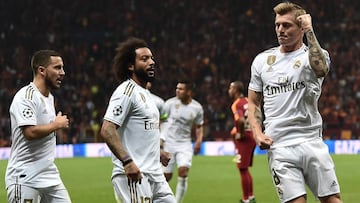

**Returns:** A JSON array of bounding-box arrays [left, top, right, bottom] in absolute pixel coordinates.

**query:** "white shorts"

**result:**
[[268, 138, 341, 203], [7, 182, 71, 203], [112, 174, 176, 203], [163, 143, 193, 173]]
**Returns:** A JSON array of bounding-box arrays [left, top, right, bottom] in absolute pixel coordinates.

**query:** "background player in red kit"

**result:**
[[228, 81, 257, 203]]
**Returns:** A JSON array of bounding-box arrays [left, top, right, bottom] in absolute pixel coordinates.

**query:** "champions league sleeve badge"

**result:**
[[22, 108, 34, 118], [113, 105, 122, 116]]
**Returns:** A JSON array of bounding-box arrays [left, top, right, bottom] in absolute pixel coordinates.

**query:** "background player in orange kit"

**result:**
[[228, 81, 257, 203]]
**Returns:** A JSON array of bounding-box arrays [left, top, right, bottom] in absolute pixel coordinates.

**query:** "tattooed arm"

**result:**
[[100, 120, 129, 160], [248, 90, 273, 149], [306, 30, 329, 77], [101, 120, 142, 183], [248, 91, 263, 134], [298, 14, 329, 78]]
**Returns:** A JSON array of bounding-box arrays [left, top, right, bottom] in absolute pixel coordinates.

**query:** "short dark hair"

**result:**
[[112, 37, 149, 82], [178, 79, 195, 91], [31, 50, 61, 74], [232, 81, 244, 94]]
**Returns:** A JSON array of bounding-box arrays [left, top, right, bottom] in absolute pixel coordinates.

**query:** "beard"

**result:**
[[133, 67, 155, 83], [45, 74, 61, 90]]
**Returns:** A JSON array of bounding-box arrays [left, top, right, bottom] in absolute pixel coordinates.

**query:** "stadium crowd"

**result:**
[[0, 0, 359, 146]]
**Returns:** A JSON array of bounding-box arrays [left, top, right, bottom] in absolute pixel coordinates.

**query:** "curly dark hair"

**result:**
[[112, 37, 149, 82]]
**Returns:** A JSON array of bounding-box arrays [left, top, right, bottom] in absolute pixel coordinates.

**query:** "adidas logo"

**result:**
[[330, 180, 338, 187]]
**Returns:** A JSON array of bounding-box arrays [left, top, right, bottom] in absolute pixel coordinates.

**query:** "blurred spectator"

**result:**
[[1, 0, 360, 145]]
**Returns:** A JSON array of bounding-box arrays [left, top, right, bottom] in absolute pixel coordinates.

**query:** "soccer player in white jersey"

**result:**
[[5, 50, 71, 203], [146, 82, 172, 167], [161, 80, 204, 203], [100, 37, 176, 203], [146, 82, 168, 123], [247, 2, 342, 203]]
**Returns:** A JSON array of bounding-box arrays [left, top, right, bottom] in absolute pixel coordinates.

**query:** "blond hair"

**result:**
[[273, 2, 306, 18]]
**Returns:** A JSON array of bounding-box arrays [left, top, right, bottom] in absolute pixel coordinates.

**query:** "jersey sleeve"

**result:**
[[323, 49, 331, 73], [195, 103, 204, 126], [231, 100, 246, 133], [103, 87, 132, 126], [11, 94, 37, 128], [159, 99, 171, 140], [157, 97, 168, 121], [231, 100, 240, 121], [248, 54, 264, 92]]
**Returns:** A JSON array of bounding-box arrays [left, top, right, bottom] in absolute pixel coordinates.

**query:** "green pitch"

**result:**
[[0, 155, 358, 202]]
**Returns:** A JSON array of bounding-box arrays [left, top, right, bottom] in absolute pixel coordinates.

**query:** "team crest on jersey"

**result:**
[[293, 60, 301, 69], [113, 105, 122, 116], [175, 104, 180, 109], [190, 113, 195, 120], [139, 93, 146, 102], [22, 108, 34, 118]]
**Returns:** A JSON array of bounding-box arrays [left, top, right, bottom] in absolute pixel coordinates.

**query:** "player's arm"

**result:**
[[233, 106, 246, 139], [22, 112, 69, 140], [159, 118, 169, 151], [193, 124, 203, 155], [160, 138, 171, 167], [231, 104, 244, 140], [297, 14, 328, 78], [159, 117, 171, 166], [248, 90, 272, 149], [248, 91, 262, 136], [235, 117, 245, 140], [100, 120, 129, 160], [160, 130, 170, 167], [101, 120, 142, 183]]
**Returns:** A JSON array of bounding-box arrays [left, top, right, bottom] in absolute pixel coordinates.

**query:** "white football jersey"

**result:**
[[149, 91, 167, 121], [162, 97, 204, 145], [248, 44, 330, 147], [5, 82, 62, 188], [104, 79, 165, 182]]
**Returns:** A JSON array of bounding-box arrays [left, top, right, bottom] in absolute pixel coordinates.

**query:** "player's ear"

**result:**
[[38, 66, 46, 75], [128, 64, 134, 71]]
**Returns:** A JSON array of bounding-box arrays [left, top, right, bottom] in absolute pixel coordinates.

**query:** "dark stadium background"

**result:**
[[0, 0, 359, 146]]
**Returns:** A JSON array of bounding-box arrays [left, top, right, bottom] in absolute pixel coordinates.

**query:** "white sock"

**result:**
[[175, 177, 188, 203]]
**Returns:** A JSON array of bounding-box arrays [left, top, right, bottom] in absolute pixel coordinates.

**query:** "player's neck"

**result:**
[[33, 79, 50, 97], [234, 93, 244, 101], [181, 97, 192, 105], [131, 77, 147, 88], [280, 41, 303, 53]]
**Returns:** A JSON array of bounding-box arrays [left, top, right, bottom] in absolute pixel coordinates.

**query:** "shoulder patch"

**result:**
[[23, 108, 34, 118], [113, 105, 122, 116], [123, 83, 135, 97], [25, 86, 35, 100]]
